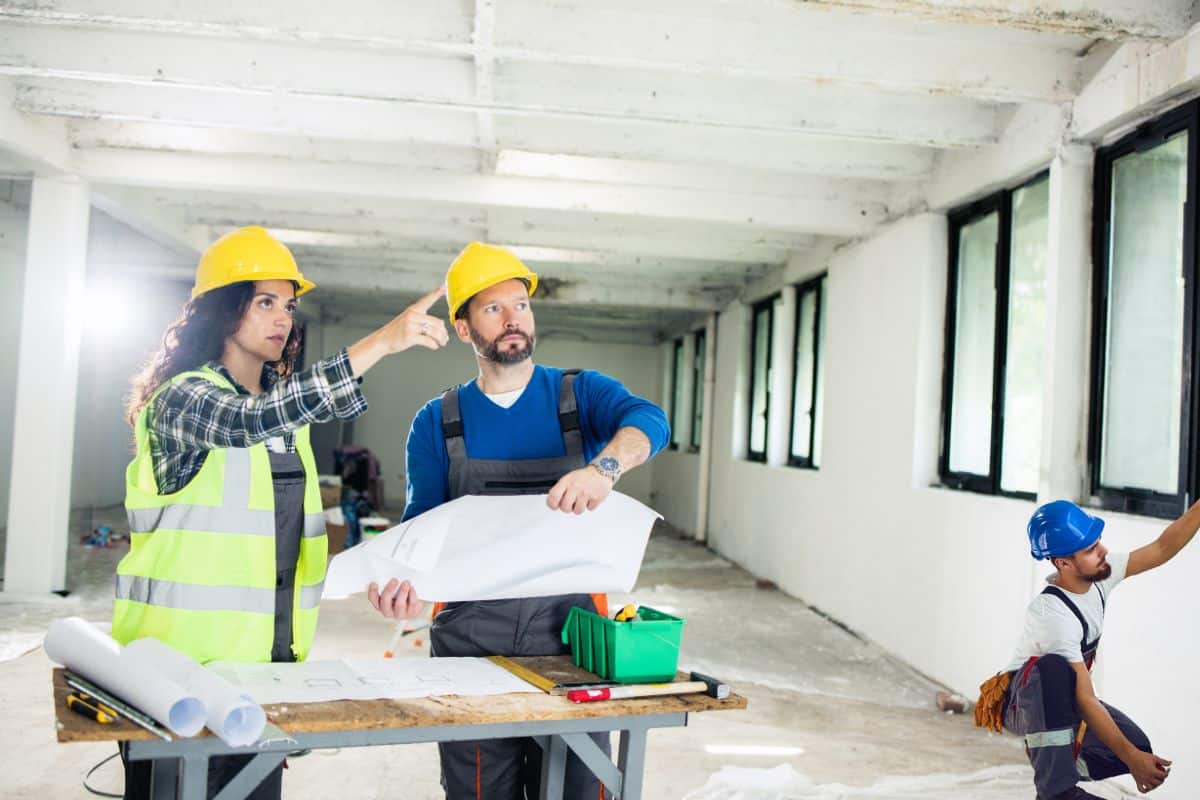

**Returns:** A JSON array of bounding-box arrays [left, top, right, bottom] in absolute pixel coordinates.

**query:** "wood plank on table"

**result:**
[[53, 666, 747, 744]]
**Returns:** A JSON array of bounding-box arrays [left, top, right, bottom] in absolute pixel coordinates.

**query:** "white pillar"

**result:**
[[677, 333, 695, 451], [1038, 144, 1093, 504], [766, 288, 796, 467], [4, 176, 90, 595], [694, 313, 718, 542]]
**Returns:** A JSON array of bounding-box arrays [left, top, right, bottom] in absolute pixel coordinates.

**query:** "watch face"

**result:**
[[597, 456, 619, 471]]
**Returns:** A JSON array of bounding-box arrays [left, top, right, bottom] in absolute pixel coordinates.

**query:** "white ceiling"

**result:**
[[0, 0, 1194, 342]]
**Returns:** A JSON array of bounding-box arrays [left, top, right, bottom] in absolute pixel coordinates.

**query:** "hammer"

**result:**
[[566, 671, 730, 703]]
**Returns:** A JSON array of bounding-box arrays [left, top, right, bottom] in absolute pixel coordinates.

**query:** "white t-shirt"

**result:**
[[1004, 551, 1130, 671], [484, 387, 526, 409]]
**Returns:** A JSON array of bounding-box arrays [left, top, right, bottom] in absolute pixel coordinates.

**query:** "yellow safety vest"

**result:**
[[113, 366, 327, 663]]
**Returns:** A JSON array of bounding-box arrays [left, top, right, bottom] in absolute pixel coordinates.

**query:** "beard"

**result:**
[[471, 326, 535, 364], [1084, 561, 1113, 583]]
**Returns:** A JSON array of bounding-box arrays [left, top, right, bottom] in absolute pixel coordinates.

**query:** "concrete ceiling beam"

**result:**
[[73, 148, 890, 236]]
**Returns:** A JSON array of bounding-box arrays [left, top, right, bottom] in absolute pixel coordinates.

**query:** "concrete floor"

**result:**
[[0, 507, 1139, 799]]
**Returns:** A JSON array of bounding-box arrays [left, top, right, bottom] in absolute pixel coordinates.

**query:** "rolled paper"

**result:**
[[125, 638, 266, 747], [43, 617, 205, 736]]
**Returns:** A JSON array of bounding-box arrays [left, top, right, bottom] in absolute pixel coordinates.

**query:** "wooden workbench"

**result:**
[[53, 661, 746, 799]]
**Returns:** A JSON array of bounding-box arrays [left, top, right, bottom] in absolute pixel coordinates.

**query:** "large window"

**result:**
[[669, 337, 685, 450], [691, 329, 706, 451], [789, 275, 826, 468], [1090, 104, 1195, 517], [747, 296, 777, 462], [941, 173, 1049, 497]]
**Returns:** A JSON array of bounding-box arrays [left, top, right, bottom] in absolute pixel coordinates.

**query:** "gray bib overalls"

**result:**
[[1002, 585, 1152, 799], [121, 450, 302, 800], [430, 370, 611, 800]]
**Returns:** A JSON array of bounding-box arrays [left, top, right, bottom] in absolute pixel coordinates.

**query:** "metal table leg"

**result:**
[[180, 754, 208, 800], [539, 734, 568, 800], [213, 754, 286, 800], [558, 732, 622, 797], [149, 757, 179, 800], [616, 726, 648, 800]]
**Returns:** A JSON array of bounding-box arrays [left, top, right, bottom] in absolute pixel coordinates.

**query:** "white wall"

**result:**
[[650, 328, 708, 535], [0, 193, 29, 526], [651, 449, 700, 533], [653, 212, 1200, 797], [308, 317, 664, 511]]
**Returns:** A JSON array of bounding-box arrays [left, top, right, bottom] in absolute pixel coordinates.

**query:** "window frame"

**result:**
[[690, 328, 706, 452], [746, 294, 779, 463], [1088, 102, 1199, 519], [939, 171, 1048, 500], [788, 274, 826, 469], [668, 336, 685, 451]]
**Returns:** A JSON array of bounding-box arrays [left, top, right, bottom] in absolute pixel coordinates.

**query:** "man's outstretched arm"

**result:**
[[1128, 498, 1200, 578]]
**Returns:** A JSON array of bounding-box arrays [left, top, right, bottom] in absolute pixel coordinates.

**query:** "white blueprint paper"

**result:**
[[125, 638, 266, 747], [322, 492, 660, 601], [208, 657, 541, 704]]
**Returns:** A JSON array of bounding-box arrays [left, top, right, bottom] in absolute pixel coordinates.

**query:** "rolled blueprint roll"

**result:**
[[125, 638, 266, 747], [43, 617, 205, 736]]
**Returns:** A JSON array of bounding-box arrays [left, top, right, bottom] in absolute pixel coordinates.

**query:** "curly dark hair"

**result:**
[[125, 282, 302, 427]]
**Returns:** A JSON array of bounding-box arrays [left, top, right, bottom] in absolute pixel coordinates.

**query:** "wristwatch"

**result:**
[[590, 455, 622, 484]]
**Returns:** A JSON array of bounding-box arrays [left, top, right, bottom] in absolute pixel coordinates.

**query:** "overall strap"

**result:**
[[1042, 585, 1091, 655], [559, 369, 583, 457], [440, 386, 468, 469]]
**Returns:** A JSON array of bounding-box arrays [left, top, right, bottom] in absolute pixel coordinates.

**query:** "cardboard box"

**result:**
[[325, 521, 348, 557], [320, 484, 342, 509]]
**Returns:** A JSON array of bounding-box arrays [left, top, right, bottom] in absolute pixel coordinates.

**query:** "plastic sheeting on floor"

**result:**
[[682, 764, 1139, 800]]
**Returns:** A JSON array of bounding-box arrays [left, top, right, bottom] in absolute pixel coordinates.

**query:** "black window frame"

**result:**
[[747, 295, 778, 463], [690, 328, 706, 452], [939, 171, 1048, 499], [1088, 101, 1199, 519], [668, 336, 685, 451], [788, 274, 826, 469]]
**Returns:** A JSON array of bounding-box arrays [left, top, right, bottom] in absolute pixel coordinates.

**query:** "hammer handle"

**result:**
[[567, 681, 708, 703]]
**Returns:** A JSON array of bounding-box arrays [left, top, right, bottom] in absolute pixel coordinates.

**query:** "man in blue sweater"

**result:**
[[368, 242, 670, 800]]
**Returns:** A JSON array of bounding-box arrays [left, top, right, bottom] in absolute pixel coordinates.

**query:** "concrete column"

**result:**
[[4, 176, 90, 595], [694, 313, 718, 542], [766, 287, 796, 467], [676, 332, 695, 450], [1038, 144, 1094, 504]]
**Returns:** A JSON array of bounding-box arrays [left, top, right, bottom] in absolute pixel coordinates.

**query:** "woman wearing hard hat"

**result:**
[[113, 226, 448, 800]]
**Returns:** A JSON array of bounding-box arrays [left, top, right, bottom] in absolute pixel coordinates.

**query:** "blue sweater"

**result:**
[[403, 366, 669, 520]]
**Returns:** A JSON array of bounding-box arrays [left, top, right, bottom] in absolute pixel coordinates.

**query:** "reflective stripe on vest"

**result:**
[[114, 365, 327, 664], [128, 504, 326, 538], [116, 574, 324, 613]]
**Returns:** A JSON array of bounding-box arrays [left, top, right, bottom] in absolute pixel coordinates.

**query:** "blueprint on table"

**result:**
[[208, 656, 542, 704]]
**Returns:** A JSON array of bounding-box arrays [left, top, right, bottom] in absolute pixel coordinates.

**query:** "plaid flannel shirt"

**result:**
[[147, 348, 367, 494]]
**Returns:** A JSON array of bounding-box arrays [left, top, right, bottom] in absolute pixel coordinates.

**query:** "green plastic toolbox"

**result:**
[[560, 605, 685, 684]]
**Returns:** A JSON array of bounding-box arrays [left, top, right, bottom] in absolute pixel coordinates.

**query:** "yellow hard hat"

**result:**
[[445, 242, 538, 319], [192, 226, 316, 298]]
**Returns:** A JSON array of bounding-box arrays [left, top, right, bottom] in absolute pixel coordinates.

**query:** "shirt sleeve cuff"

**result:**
[[620, 409, 671, 457], [320, 348, 369, 419]]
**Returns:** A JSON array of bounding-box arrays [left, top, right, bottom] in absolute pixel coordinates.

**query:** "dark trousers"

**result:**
[[1003, 654, 1152, 798], [119, 743, 283, 800], [432, 594, 611, 800]]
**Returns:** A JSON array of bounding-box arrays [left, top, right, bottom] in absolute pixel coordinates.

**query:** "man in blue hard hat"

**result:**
[[981, 499, 1200, 799]]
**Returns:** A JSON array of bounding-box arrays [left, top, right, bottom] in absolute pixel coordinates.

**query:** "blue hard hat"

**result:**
[[1027, 500, 1104, 560]]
